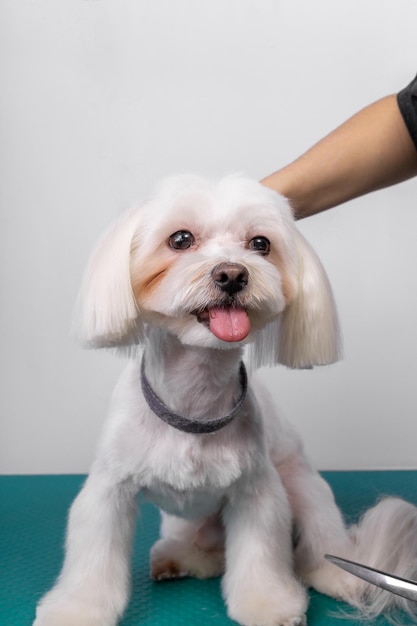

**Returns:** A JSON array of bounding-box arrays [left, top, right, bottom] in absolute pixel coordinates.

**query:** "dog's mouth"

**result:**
[[193, 307, 251, 343]]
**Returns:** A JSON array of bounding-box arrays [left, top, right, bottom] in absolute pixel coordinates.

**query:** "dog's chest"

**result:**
[[138, 432, 252, 517], [141, 482, 227, 519]]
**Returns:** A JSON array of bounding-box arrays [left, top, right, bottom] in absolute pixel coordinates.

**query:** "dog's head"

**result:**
[[74, 175, 340, 368]]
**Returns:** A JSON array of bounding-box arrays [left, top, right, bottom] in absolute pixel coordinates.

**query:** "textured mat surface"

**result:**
[[1, 471, 416, 626]]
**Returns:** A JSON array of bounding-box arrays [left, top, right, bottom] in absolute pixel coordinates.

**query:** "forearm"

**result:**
[[261, 95, 417, 218]]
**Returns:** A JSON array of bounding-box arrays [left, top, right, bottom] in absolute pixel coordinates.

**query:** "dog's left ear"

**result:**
[[251, 229, 341, 369], [73, 207, 145, 349], [277, 230, 341, 368]]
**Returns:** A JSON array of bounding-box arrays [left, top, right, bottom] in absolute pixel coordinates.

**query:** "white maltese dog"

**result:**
[[34, 176, 417, 626]]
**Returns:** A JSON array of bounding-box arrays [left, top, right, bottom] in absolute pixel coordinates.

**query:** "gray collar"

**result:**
[[140, 356, 248, 434]]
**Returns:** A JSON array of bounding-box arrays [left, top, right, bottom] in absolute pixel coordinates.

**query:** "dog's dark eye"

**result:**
[[168, 230, 195, 250], [248, 236, 270, 255]]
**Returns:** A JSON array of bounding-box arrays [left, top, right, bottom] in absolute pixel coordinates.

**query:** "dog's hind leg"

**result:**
[[276, 455, 359, 599], [279, 455, 417, 620], [150, 512, 225, 581]]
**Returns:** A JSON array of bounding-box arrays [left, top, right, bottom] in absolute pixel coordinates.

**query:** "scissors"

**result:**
[[325, 554, 417, 602]]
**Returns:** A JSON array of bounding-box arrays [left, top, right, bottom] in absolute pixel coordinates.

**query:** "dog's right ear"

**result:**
[[73, 207, 145, 349]]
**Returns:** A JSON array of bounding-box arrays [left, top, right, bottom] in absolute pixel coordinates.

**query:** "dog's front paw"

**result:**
[[34, 608, 113, 626], [226, 580, 307, 626], [34, 592, 118, 626]]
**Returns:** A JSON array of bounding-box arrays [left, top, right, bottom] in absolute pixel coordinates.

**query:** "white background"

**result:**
[[1, 0, 416, 474]]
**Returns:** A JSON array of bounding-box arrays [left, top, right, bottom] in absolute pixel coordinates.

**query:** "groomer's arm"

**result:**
[[261, 95, 417, 218]]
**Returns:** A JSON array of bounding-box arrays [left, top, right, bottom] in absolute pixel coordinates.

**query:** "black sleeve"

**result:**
[[397, 74, 417, 151]]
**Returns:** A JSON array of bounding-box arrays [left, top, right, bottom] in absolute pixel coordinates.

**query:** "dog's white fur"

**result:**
[[34, 176, 417, 626]]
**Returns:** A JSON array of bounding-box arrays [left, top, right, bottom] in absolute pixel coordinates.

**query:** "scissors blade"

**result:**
[[325, 554, 417, 603]]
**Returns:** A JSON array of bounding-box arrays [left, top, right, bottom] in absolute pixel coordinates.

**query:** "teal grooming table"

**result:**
[[1, 472, 416, 626]]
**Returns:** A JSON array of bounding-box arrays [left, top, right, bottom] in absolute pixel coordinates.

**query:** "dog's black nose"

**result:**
[[212, 263, 249, 296]]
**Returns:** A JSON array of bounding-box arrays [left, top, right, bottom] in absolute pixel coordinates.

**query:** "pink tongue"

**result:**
[[209, 308, 251, 342]]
